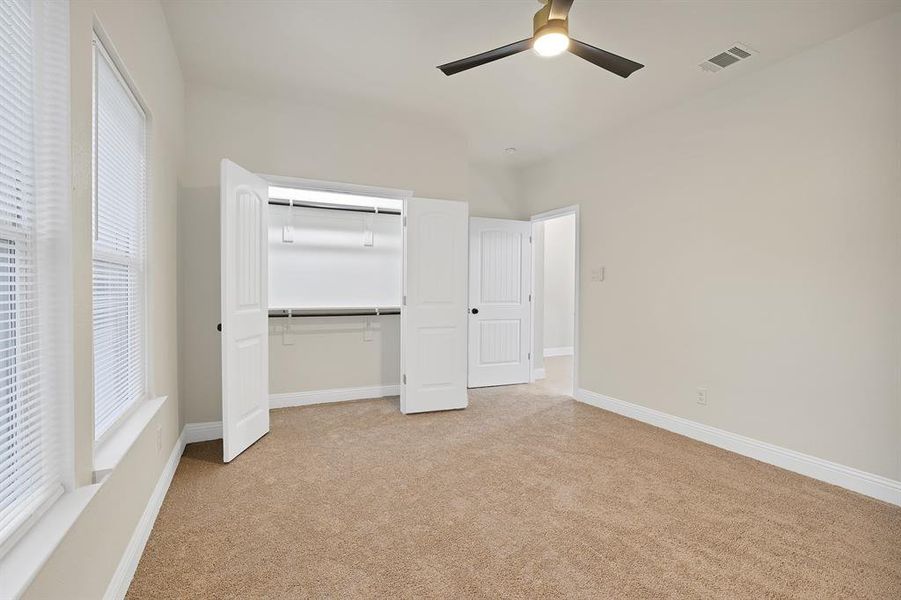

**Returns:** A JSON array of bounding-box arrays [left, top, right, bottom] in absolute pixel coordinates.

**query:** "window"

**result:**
[[92, 36, 148, 441], [0, 0, 70, 556]]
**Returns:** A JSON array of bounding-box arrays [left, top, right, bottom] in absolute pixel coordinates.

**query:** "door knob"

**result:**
[[471, 308, 479, 314]]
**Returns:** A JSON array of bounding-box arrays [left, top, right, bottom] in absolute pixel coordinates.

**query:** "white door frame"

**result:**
[[530, 205, 580, 396]]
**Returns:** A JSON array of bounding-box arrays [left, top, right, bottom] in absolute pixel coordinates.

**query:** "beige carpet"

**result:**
[[128, 358, 901, 599]]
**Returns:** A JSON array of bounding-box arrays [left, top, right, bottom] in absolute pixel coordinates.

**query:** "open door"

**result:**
[[467, 218, 531, 388], [400, 198, 469, 414], [220, 159, 269, 462]]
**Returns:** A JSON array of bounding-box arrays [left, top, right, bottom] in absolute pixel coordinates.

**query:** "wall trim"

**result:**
[[103, 431, 185, 600], [576, 389, 901, 507], [270, 385, 400, 409], [183, 421, 223, 443], [183, 386, 400, 443], [544, 346, 574, 357], [532, 368, 546, 381]]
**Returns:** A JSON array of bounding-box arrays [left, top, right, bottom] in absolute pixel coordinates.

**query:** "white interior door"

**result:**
[[400, 198, 469, 414], [467, 218, 531, 388], [220, 159, 270, 462]]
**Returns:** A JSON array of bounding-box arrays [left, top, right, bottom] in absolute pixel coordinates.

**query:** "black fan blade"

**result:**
[[438, 38, 532, 76], [568, 38, 644, 78], [548, 0, 575, 21]]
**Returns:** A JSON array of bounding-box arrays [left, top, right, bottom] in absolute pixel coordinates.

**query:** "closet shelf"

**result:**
[[269, 307, 401, 318]]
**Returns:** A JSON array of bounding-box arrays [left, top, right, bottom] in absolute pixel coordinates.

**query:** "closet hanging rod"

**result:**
[[268, 199, 402, 215], [269, 307, 401, 318]]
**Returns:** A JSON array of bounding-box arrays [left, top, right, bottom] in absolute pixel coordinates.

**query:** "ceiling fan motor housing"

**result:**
[[533, 1, 569, 42], [533, 18, 569, 46]]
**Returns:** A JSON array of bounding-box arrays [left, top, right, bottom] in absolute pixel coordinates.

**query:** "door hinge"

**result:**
[[528, 293, 531, 302], [403, 374, 407, 384], [530, 235, 532, 243], [402, 295, 406, 306], [528, 352, 531, 360], [403, 216, 407, 227]]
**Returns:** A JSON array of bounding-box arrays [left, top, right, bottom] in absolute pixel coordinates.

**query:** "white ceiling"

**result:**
[[161, 0, 899, 166]]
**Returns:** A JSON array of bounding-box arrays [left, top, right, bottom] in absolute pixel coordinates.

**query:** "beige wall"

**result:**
[[269, 316, 401, 394], [543, 214, 575, 351], [520, 13, 901, 480], [180, 83, 523, 423], [531, 222, 545, 373], [25, 0, 184, 597]]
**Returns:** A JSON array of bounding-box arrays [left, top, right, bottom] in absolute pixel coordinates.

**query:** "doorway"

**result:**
[[531, 206, 579, 397]]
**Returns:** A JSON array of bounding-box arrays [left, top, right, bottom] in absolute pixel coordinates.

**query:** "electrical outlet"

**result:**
[[155, 424, 162, 454], [282, 324, 294, 346], [696, 387, 708, 406], [591, 266, 605, 282]]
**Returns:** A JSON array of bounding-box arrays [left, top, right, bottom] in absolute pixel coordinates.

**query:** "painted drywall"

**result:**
[[542, 214, 575, 352], [24, 0, 184, 598], [180, 83, 524, 423], [269, 315, 401, 394], [531, 222, 545, 374], [268, 207, 402, 309], [267, 206, 402, 395], [520, 13, 901, 480]]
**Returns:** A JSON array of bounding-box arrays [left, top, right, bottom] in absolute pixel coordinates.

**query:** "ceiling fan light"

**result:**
[[533, 31, 569, 57], [532, 18, 570, 57]]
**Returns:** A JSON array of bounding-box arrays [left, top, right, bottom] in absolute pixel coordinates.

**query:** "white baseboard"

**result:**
[[182, 386, 400, 442], [270, 384, 400, 409], [575, 389, 901, 507], [103, 431, 185, 600], [544, 346, 574, 357], [183, 421, 222, 443], [532, 368, 546, 381]]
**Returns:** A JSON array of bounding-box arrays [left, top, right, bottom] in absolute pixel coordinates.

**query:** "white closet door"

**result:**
[[400, 198, 469, 414], [220, 159, 270, 462], [467, 218, 531, 388]]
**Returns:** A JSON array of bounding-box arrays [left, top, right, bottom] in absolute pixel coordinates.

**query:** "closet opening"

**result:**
[[266, 183, 405, 412], [220, 160, 470, 461]]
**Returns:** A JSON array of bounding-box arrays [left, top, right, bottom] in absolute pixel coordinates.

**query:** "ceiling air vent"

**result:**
[[699, 43, 756, 73]]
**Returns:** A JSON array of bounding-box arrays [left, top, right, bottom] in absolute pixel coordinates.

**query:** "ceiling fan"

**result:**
[[437, 0, 644, 78]]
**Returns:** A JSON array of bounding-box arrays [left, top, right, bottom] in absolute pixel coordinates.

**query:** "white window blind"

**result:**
[[0, 0, 70, 557], [92, 37, 147, 440]]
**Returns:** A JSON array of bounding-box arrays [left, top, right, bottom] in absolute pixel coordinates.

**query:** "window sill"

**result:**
[[0, 484, 100, 599], [93, 396, 167, 483]]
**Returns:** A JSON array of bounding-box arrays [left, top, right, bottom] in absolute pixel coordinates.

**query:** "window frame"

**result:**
[[90, 31, 152, 446], [0, 0, 71, 561]]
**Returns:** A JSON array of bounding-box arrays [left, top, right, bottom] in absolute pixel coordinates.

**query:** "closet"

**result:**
[[219, 159, 469, 462], [266, 185, 403, 408], [267, 185, 403, 317]]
